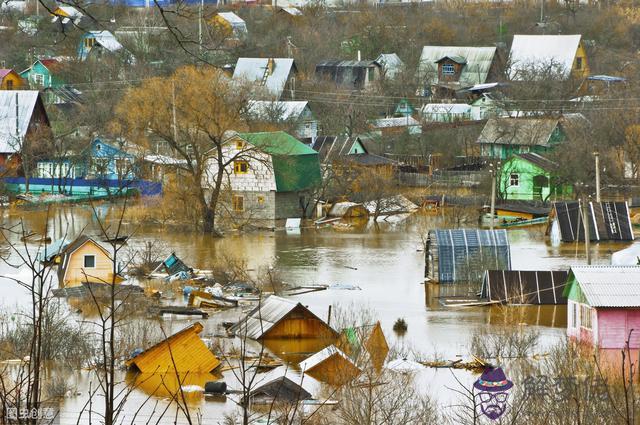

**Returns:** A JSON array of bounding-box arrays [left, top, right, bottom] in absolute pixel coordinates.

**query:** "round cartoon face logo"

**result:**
[[473, 366, 513, 421]]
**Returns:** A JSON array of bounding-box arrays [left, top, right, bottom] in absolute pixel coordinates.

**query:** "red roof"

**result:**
[[39, 59, 60, 68]]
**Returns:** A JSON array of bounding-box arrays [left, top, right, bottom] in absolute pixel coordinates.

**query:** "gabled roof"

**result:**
[[476, 118, 559, 147], [0, 69, 16, 80], [238, 131, 316, 156], [565, 266, 640, 307], [247, 100, 310, 121], [0, 90, 42, 154], [375, 53, 403, 78], [310, 135, 366, 163], [125, 322, 221, 373], [232, 58, 295, 99], [514, 152, 558, 172], [248, 375, 312, 403], [229, 295, 337, 340], [508, 35, 582, 80], [418, 46, 497, 86], [85, 31, 124, 53], [299, 345, 356, 373]]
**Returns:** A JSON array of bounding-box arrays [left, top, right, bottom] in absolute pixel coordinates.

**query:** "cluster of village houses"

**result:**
[[4, 2, 640, 408]]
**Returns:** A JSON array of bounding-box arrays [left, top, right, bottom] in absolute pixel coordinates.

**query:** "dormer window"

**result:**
[[442, 64, 455, 75]]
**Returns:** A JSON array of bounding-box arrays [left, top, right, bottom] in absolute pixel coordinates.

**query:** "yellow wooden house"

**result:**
[[0, 69, 25, 90], [126, 322, 221, 373], [56, 235, 124, 288]]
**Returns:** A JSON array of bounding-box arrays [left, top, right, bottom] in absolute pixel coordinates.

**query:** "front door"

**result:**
[[532, 175, 549, 201]]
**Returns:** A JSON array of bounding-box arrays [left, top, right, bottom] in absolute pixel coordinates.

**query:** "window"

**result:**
[[575, 57, 583, 70], [235, 140, 244, 150], [84, 255, 96, 268], [93, 158, 109, 175], [442, 63, 455, 75], [234, 161, 249, 174], [257, 195, 265, 205], [34, 73, 44, 86], [6, 80, 13, 90], [581, 304, 592, 329], [84, 37, 96, 49], [368, 68, 375, 82], [115, 158, 130, 176], [509, 173, 519, 187], [572, 303, 578, 328], [232, 195, 244, 212]]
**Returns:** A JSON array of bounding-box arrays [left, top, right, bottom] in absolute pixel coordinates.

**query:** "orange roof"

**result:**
[[125, 322, 221, 373]]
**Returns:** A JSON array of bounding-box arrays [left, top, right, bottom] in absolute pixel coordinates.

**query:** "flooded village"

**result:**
[[4, 0, 640, 424]]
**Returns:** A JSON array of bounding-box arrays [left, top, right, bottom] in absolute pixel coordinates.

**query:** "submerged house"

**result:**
[[508, 34, 589, 81], [229, 295, 338, 341], [549, 201, 634, 243], [480, 270, 569, 305], [126, 322, 221, 373], [56, 235, 124, 288], [232, 58, 297, 100], [315, 60, 382, 91], [565, 266, 640, 349], [425, 229, 511, 284], [0, 90, 50, 170], [246, 374, 312, 405], [498, 153, 572, 201], [336, 321, 389, 371], [203, 131, 321, 220], [417, 46, 501, 95], [299, 345, 360, 386]]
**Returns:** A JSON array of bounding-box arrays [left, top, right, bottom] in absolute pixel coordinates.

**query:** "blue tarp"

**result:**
[[432, 229, 511, 284]]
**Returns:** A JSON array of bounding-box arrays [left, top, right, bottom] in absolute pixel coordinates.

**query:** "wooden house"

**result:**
[[229, 295, 338, 341], [480, 270, 569, 305], [0, 90, 50, 170], [57, 235, 124, 288], [78, 31, 132, 63], [299, 345, 360, 386], [336, 322, 389, 371], [425, 229, 511, 284], [247, 100, 318, 142], [417, 46, 501, 95], [498, 153, 572, 201], [203, 131, 321, 221], [564, 266, 640, 349], [211, 12, 247, 40], [549, 201, 634, 243], [509, 34, 589, 81], [315, 60, 382, 91], [232, 58, 297, 100], [20, 59, 64, 89], [126, 322, 221, 373], [0, 69, 25, 90]]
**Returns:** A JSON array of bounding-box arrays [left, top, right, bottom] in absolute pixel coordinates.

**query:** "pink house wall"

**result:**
[[597, 309, 640, 349]]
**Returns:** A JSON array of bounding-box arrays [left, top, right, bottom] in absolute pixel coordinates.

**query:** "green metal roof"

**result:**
[[237, 131, 321, 192], [238, 131, 317, 156]]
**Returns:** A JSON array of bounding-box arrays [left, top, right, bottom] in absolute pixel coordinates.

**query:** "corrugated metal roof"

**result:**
[[569, 266, 640, 307], [217, 12, 245, 25], [509, 35, 581, 80], [418, 46, 497, 86], [247, 100, 309, 121], [88, 31, 124, 52], [372, 116, 420, 128], [232, 58, 295, 99], [230, 295, 334, 340], [375, 53, 403, 78], [476, 118, 558, 147], [0, 90, 40, 154]]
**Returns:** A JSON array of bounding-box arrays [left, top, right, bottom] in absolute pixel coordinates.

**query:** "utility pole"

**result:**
[[198, 0, 203, 52], [581, 198, 591, 265], [489, 162, 499, 231], [594, 151, 601, 202], [171, 80, 178, 143]]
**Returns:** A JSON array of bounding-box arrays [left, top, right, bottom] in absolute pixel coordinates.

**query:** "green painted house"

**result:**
[[498, 152, 572, 201], [477, 115, 587, 160], [20, 59, 65, 90]]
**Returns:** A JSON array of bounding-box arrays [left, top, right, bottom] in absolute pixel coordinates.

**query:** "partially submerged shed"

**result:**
[[246, 375, 312, 405], [229, 295, 338, 340], [151, 253, 193, 278], [336, 321, 389, 371], [480, 270, 569, 305], [299, 345, 360, 386], [327, 202, 369, 219], [425, 229, 511, 284], [550, 201, 634, 242], [125, 322, 220, 373]]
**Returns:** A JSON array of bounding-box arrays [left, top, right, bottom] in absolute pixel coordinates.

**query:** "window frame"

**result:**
[[83, 255, 96, 268], [575, 57, 583, 70], [232, 195, 244, 212], [509, 173, 520, 187], [234, 160, 249, 174], [33, 73, 44, 86], [442, 63, 455, 75], [580, 304, 592, 330]]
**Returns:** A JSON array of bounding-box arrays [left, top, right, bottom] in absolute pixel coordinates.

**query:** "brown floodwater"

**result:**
[[0, 204, 632, 423]]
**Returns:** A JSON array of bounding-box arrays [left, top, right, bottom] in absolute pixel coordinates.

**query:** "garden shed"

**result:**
[[425, 229, 511, 284]]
